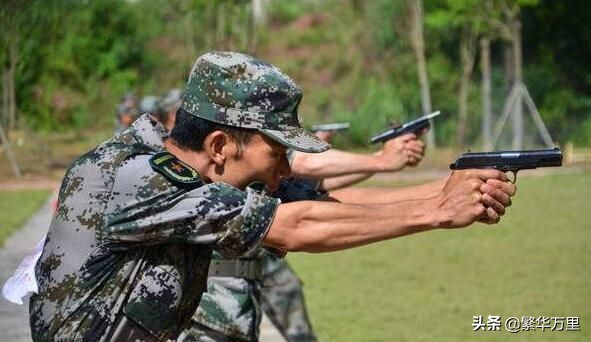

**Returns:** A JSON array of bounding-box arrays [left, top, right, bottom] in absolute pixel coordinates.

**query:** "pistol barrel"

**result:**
[[311, 122, 350, 133], [370, 111, 441, 144], [449, 148, 563, 172]]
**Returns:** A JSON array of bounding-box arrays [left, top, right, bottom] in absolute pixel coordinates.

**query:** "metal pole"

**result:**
[[521, 84, 555, 147], [491, 83, 519, 149]]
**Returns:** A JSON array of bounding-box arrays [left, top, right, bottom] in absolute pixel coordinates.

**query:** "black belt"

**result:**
[[208, 259, 263, 281]]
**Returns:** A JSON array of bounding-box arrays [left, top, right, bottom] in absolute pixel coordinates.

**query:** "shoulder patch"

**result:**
[[149, 152, 202, 185]]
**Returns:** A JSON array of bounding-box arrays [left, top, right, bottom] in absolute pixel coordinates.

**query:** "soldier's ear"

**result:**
[[204, 131, 230, 165]]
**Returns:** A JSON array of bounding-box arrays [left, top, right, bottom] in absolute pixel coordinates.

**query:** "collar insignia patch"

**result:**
[[149, 152, 202, 185]]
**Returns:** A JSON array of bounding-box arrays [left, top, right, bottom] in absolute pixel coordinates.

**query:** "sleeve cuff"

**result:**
[[216, 187, 280, 258]]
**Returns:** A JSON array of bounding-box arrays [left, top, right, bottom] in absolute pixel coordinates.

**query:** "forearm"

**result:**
[[263, 199, 439, 253], [321, 172, 375, 191], [291, 150, 385, 179], [263, 170, 517, 253], [328, 178, 446, 204]]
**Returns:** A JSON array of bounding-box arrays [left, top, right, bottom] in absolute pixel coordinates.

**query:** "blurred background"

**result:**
[[0, 1, 590, 341], [0, 0, 590, 180]]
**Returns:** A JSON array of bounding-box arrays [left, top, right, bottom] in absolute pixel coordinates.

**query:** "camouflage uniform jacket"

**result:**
[[29, 114, 280, 341], [189, 178, 326, 340]]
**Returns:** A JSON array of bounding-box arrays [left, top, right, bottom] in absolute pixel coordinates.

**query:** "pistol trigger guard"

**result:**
[[509, 171, 518, 184]]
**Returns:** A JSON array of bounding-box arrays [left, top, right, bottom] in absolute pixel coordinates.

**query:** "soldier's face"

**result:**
[[120, 113, 135, 127], [224, 133, 290, 192]]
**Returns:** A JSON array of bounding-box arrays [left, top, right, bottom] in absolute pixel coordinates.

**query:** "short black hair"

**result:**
[[169, 108, 256, 152], [152, 110, 168, 124]]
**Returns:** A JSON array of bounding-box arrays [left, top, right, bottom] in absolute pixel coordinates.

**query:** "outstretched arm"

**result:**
[[265, 195, 436, 252], [290, 148, 391, 179], [320, 172, 375, 191], [328, 178, 446, 203], [263, 169, 516, 253], [317, 136, 428, 190], [291, 133, 425, 180]]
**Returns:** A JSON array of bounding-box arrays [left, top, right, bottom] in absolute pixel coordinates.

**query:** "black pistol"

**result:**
[[310, 122, 350, 133], [449, 147, 563, 182], [370, 111, 441, 144]]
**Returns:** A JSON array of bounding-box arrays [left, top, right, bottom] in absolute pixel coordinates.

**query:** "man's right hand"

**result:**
[[376, 133, 426, 171], [434, 170, 516, 229]]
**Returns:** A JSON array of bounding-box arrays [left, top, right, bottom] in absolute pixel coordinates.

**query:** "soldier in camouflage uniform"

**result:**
[[176, 55, 515, 342], [181, 138, 426, 342], [31, 51, 516, 341], [29, 51, 326, 341]]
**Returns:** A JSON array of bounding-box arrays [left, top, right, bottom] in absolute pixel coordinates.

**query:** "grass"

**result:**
[[287, 172, 591, 341], [0, 190, 51, 247]]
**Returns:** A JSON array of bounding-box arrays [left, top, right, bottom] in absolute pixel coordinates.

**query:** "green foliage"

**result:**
[[268, 0, 316, 23], [426, 0, 483, 30], [364, 0, 410, 53], [11, 0, 150, 130], [1, 0, 590, 146], [524, 54, 591, 146], [334, 79, 408, 147]]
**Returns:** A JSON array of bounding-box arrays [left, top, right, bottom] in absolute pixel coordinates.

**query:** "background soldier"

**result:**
[[139, 95, 161, 115], [157, 88, 183, 131], [114, 92, 139, 133], [30, 51, 515, 341]]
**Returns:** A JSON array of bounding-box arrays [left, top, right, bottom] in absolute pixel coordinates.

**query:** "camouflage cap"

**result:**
[[181, 51, 329, 153], [160, 88, 182, 112], [116, 102, 138, 117], [140, 96, 161, 114]]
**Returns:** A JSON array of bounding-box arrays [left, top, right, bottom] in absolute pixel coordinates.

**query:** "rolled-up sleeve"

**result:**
[[103, 155, 280, 258]]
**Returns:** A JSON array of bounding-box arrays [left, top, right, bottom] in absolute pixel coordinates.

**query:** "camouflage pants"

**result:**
[[260, 257, 317, 342], [179, 256, 316, 342], [178, 322, 247, 342]]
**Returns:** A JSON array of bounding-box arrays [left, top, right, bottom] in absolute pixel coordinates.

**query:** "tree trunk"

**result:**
[[409, 0, 435, 147], [0, 120, 21, 178], [216, 3, 226, 47], [249, 0, 268, 53], [511, 18, 523, 150], [204, 1, 214, 49], [503, 44, 513, 91], [480, 37, 493, 151], [247, 11, 259, 54], [8, 38, 18, 131], [457, 28, 476, 147], [185, 11, 196, 56], [252, 0, 267, 27], [230, 5, 241, 50], [2, 70, 8, 134]]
